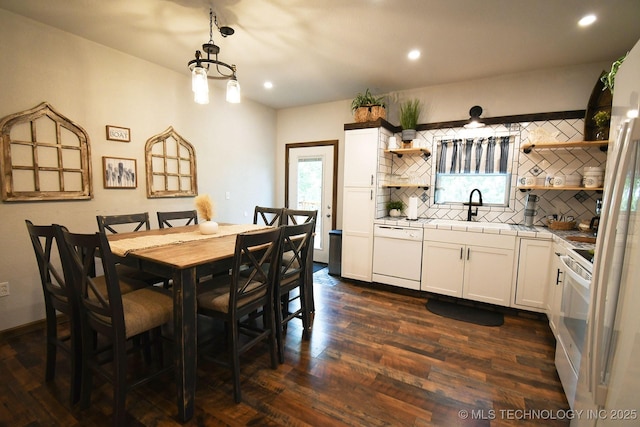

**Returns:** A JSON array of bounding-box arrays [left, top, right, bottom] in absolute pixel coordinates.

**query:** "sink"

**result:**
[[429, 219, 511, 230]]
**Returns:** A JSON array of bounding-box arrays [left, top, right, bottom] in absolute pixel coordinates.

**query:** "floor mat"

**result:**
[[425, 299, 504, 326], [313, 262, 327, 273]]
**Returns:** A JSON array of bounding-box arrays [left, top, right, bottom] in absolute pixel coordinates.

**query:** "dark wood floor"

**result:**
[[0, 268, 569, 426]]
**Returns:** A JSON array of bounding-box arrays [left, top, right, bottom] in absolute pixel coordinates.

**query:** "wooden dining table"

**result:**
[[107, 223, 269, 422]]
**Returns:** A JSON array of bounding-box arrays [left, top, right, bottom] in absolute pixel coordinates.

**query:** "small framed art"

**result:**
[[106, 125, 130, 142], [103, 157, 137, 188]]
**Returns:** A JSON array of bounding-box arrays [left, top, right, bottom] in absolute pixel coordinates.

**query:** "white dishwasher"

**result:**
[[372, 224, 423, 290]]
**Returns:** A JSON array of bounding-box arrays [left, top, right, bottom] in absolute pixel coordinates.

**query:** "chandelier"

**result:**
[[187, 8, 240, 105]]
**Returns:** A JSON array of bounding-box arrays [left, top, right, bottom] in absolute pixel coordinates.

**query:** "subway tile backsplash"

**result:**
[[377, 118, 606, 227]]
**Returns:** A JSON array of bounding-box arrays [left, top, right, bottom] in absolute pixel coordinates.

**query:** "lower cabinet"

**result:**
[[422, 230, 516, 307], [513, 238, 552, 311]]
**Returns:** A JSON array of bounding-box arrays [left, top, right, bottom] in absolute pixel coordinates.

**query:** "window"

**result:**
[[144, 127, 197, 198], [434, 134, 516, 206], [0, 102, 92, 202]]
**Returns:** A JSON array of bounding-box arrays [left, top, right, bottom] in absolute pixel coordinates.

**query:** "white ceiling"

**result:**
[[1, 0, 639, 110]]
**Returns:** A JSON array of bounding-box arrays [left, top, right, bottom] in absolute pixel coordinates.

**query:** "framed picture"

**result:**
[[105, 125, 130, 142], [103, 157, 137, 189]]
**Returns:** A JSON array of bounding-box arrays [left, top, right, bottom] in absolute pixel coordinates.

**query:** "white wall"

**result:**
[[0, 10, 276, 331], [275, 61, 611, 229]]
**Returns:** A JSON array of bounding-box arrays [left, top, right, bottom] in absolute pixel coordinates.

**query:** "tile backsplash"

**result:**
[[377, 118, 606, 227]]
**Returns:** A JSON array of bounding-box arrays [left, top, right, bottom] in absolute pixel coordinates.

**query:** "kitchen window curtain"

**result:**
[[436, 135, 513, 175]]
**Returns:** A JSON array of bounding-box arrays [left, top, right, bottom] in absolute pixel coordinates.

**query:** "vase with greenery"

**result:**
[[399, 99, 421, 144], [387, 200, 404, 217], [593, 110, 611, 141], [351, 88, 386, 123]]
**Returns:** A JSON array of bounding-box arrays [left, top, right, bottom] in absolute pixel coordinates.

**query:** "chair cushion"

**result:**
[[121, 287, 173, 338], [197, 279, 267, 314]]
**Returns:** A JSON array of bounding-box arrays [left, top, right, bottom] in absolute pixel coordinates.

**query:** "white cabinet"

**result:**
[[546, 242, 566, 336], [341, 127, 385, 282], [513, 238, 552, 311], [422, 229, 516, 306]]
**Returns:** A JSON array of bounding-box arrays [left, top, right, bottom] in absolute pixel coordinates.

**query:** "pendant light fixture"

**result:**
[[187, 8, 240, 105]]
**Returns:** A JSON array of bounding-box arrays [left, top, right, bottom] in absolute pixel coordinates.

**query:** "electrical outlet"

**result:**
[[0, 282, 9, 297]]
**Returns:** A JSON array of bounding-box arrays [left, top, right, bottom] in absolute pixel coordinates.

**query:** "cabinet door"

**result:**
[[344, 128, 379, 187], [341, 187, 374, 281], [463, 245, 514, 306], [422, 241, 464, 296], [514, 239, 552, 310]]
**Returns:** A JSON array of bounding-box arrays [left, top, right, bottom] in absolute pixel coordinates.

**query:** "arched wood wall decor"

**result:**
[[145, 126, 197, 198], [0, 102, 92, 202]]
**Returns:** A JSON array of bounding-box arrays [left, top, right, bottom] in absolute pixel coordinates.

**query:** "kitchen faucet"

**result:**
[[465, 188, 483, 221]]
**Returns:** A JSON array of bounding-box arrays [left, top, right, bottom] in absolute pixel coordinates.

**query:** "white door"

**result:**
[[288, 145, 335, 264]]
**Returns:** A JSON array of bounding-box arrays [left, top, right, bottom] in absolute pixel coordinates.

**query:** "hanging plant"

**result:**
[[600, 53, 627, 93]]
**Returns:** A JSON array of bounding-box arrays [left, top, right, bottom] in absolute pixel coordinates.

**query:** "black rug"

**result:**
[[313, 262, 327, 273], [426, 299, 504, 326]]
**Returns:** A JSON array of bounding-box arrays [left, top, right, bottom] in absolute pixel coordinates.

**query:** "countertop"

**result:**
[[373, 216, 596, 251]]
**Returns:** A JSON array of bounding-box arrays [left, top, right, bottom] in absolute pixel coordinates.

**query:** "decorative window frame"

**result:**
[[145, 126, 197, 198], [0, 102, 92, 202]]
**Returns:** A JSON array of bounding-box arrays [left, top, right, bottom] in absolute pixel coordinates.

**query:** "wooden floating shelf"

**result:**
[[521, 140, 608, 154], [517, 185, 603, 192], [384, 148, 431, 158], [383, 184, 430, 190]]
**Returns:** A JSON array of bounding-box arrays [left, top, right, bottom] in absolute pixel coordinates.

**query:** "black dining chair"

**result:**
[[96, 213, 166, 287], [25, 220, 83, 405], [274, 221, 315, 363], [157, 210, 198, 229], [282, 208, 317, 311], [253, 206, 285, 227], [196, 227, 282, 403], [55, 225, 174, 427]]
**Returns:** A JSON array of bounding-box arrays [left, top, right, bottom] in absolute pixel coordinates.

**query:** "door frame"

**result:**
[[285, 140, 338, 232]]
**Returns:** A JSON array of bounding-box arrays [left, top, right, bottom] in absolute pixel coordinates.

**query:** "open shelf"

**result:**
[[518, 185, 603, 192], [383, 184, 430, 190], [384, 148, 431, 158], [521, 140, 608, 154]]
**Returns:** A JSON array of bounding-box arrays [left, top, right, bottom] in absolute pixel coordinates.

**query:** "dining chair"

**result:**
[[25, 220, 82, 405], [197, 227, 282, 403], [274, 221, 315, 363], [157, 210, 198, 228], [96, 213, 166, 287], [282, 208, 317, 312], [253, 206, 285, 227], [55, 225, 174, 427]]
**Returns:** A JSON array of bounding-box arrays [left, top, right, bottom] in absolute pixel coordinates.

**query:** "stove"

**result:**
[[573, 248, 594, 265]]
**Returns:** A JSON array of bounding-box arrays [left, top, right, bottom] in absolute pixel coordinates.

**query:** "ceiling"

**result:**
[[1, 0, 639, 110]]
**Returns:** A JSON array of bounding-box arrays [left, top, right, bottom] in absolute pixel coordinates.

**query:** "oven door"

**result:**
[[555, 254, 592, 407]]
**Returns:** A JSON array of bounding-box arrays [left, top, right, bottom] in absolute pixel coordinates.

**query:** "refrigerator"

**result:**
[[572, 38, 640, 426]]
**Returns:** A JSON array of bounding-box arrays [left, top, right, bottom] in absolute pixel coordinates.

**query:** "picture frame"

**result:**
[[105, 125, 130, 142], [103, 157, 137, 189]]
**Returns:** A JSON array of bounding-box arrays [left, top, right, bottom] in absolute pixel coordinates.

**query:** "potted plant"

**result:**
[[351, 88, 386, 123], [399, 99, 421, 145], [593, 110, 611, 140], [600, 53, 627, 93], [387, 200, 404, 217]]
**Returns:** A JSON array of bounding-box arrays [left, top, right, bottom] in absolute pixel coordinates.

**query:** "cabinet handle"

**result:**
[[370, 189, 373, 200], [556, 268, 563, 285], [467, 248, 470, 260], [371, 174, 374, 185], [460, 248, 463, 259]]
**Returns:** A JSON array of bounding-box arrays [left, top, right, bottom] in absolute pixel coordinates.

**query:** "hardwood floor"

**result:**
[[0, 269, 569, 426]]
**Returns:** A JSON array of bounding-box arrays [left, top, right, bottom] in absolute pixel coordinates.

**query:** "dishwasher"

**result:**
[[372, 224, 423, 290]]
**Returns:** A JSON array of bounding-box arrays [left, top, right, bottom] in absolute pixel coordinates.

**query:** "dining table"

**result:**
[[107, 223, 271, 422]]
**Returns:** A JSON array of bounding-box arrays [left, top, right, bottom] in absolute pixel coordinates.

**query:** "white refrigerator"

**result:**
[[572, 38, 640, 426]]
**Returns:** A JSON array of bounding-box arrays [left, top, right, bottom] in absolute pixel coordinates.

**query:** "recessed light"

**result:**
[[264, 81, 273, 89], [408, 49, 421, 60], [578, 14, 596, 27]]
